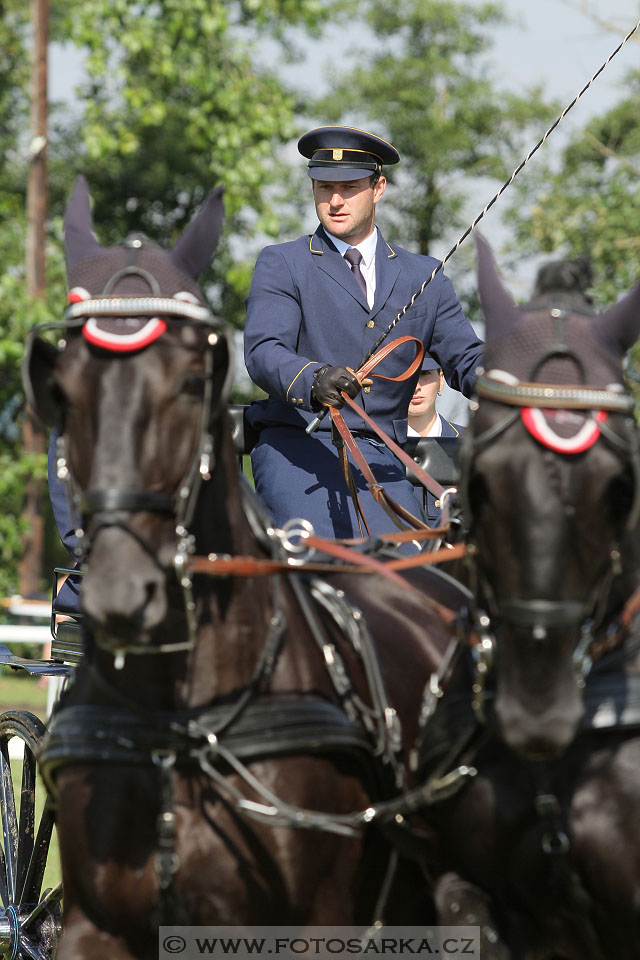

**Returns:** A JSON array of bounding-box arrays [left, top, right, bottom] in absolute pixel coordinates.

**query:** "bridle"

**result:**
[[25, 261, 234, 659], [458, 315, 640, 717]]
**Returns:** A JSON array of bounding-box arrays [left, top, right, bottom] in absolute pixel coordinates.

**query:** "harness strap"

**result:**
[[334, 425, 371, 538], [39, 699, 378, 796], [620, 585, 640, 629], [330, 408, 429, 533], [187, 541, 465, 624]]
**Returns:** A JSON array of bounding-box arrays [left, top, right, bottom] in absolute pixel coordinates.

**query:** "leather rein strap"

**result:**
[[328, 336, 450, 534], [188, 539, 465, 625]]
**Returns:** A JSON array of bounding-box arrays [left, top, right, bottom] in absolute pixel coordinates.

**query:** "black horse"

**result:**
[[417, 236, 640, 959], [23, 178, 466, 959]]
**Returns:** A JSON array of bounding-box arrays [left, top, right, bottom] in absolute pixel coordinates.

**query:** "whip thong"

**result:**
[[306, 17, 640, 434]]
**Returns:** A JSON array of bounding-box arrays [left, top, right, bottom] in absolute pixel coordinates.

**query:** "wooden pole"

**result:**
[[19, 0, 49, 598]]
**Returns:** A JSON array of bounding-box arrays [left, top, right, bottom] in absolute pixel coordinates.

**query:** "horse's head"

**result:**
[[23, 177, 229, 656], [462, 235, 640, 758]]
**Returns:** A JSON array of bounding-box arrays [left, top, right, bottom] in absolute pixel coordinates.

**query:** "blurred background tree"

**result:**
[[316, 0, 553, 257], [506, 68, 640, 401], [0, 0, 338, 600]]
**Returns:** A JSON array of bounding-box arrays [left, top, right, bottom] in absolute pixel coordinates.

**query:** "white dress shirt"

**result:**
[[407, 413, 444, 438]]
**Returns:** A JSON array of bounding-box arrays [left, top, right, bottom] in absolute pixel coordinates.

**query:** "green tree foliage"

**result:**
[[53, 0, 337, 325], [509, 71, 640, 302], [316, 0, 554, 260], [507, 69, 640, 400], [0, 0, 44, 600], [0, 0, 336, 597]]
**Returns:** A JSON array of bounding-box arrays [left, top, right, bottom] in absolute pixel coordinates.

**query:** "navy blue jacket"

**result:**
[[244, 226, 482, 444]]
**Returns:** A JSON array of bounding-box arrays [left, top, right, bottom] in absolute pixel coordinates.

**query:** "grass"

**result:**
[[0, 671, 49, 722]]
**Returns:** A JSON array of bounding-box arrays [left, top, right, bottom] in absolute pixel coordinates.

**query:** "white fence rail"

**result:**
[[0, 625, 51, 644], [0, 601, 66, 721]]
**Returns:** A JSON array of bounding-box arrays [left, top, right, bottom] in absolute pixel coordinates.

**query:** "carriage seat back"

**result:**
[[229, 404, 261, 456], [403, 436, 460, 488], [51, 620, 84, 665]]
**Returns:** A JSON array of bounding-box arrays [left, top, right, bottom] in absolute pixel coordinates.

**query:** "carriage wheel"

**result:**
[[0, 711, 62, 959]]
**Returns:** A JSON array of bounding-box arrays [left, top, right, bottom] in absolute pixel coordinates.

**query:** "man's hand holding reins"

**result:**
[[310, 364, 372, 410]]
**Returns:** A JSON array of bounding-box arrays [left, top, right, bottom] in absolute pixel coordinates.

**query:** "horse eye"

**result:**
[[181, 372, 205, 396]]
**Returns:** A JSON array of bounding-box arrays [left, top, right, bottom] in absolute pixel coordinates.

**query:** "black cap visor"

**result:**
[[307, 161, 380, 181]]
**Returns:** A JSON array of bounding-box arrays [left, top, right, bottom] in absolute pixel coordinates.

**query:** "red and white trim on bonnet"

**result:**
[[68, 287, 91, 303], [485, 368, 608, 454], [521, 408, 607, 454], [67, 286, 191, 353], [82, 317, 167, 352]]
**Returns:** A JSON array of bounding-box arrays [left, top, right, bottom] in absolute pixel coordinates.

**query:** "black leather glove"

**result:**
[[310, 364, 362, 410]]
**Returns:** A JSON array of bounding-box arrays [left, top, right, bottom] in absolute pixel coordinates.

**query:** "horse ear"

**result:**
[[474, 232, 522, 340], [591, 283, 640, 359], [64, 175, 104, 271], [22, 335, 61, 427], [170, 186, 225, 280]]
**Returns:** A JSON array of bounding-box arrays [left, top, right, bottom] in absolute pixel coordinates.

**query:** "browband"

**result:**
[[65, 296, 215, 325], [475, 373, 634, 414]]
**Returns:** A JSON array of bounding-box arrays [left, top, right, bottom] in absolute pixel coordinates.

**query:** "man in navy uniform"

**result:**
[[244, 125, 482, 541]]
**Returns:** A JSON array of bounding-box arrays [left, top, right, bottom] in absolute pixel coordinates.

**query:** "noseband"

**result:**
[[459, 317, 640, 717], [26, 256, 233, 659]]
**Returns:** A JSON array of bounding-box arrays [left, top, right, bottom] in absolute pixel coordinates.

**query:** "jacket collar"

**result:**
[[310, 225, 400, 318]]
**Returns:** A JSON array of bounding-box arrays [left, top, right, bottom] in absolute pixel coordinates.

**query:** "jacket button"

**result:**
[[363, 385, 371, 393], [366, 320, 375, 328]]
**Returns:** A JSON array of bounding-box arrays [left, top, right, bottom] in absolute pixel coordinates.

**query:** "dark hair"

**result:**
[[522, 256, 596, 315]]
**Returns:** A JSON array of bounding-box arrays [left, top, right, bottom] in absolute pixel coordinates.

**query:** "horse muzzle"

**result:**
[[81, 525, 169, 636], [493, 611, 587, 759]]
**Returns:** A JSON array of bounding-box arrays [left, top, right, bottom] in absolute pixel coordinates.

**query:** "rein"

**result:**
[[320, 335, 458, 536]]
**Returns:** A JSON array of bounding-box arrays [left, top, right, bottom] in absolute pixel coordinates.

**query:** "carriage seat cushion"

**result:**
[[403, 437, 460, 487]]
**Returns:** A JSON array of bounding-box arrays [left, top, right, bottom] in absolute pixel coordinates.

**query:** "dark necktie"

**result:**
[[344, 247, 368, 300]]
